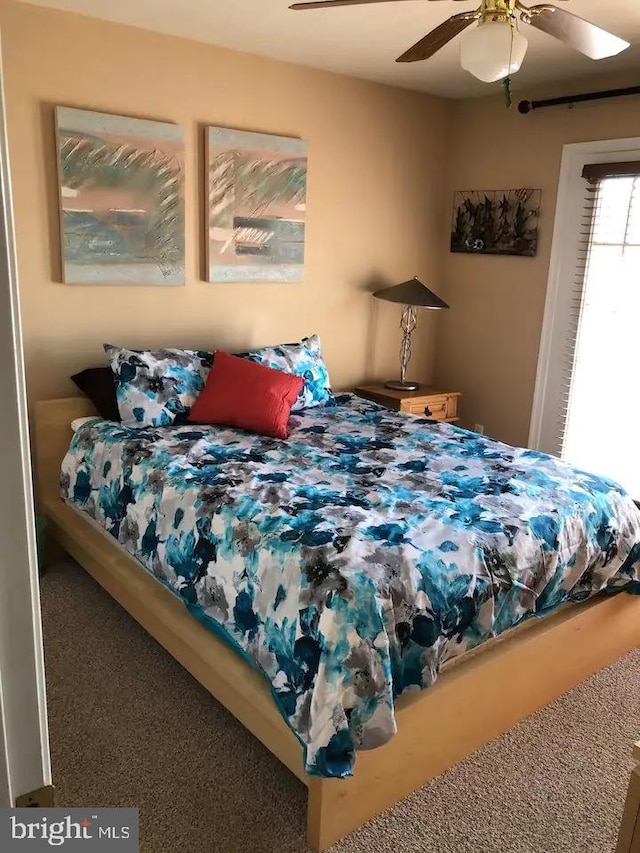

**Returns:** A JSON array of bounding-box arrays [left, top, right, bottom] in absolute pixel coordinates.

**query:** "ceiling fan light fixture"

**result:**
[[460, 20, 529, 84]]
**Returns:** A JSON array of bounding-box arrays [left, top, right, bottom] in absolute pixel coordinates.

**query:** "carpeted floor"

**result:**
[[40, 559, 639, 853]]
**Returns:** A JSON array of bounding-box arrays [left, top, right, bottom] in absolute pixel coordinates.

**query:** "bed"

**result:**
[[36, 395, 640, 850]]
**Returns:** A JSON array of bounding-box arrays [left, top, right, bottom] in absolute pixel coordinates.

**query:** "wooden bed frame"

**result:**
[[35, 397, 640, 851]]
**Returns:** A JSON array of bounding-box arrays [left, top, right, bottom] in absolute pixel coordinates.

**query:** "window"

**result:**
[[563, 170, 640, 496], [530, 139, 640, 499]]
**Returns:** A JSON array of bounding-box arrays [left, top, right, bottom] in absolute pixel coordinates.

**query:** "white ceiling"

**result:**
[[18, 0, 640, 98]]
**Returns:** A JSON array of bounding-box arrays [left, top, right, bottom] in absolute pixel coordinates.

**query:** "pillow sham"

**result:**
[[104, 344, 213, 428], [242, 334, 334, 411], [71, 366, 121, 422], [188, 351, 303, 439]]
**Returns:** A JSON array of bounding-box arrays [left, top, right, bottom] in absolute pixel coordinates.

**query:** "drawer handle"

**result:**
[[424, 406, 433, 417]]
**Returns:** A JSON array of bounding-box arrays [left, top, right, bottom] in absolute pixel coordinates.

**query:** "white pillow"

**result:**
[[71, 416, 101, 432]]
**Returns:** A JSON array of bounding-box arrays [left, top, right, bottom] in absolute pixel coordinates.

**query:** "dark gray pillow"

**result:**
[[71, 367, 120, 422]]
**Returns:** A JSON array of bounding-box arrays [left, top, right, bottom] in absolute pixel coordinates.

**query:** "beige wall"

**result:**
[[436, 72, 640, 448], [1, 0, 450, 404], [7, 0, 638, 436]]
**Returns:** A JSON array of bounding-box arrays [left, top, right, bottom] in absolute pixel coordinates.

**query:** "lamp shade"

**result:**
[[459, 21, 528, 84], [372, 277, 449, 310]]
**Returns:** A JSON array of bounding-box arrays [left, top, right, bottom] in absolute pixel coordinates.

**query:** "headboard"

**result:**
[[34, 398, 97, 505]]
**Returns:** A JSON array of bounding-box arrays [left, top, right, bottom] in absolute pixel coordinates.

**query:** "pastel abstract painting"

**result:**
[[56, 107, 185, 285], [206, 126, 307, 283]]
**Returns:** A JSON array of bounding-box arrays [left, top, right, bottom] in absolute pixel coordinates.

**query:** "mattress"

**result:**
[[61, 394, 640, 777]]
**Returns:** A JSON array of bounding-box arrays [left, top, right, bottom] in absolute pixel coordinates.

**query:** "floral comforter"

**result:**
[[61, 395, 640, 777]]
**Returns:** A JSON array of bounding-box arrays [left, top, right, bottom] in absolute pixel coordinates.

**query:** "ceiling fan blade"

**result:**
[[520, 6, 630, 60], [396, 12, 479, 63], [291, 0, 416, 9], [290, 0, 465, 10]]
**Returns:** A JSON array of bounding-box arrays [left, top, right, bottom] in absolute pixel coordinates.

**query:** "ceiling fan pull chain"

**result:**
[[503, 75, 513, 108], [503, 20, 515, 109]]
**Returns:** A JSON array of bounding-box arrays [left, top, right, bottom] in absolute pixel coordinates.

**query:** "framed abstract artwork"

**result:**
[[206, 126, 307, 283], [450, 188, 541, 257], [55, 107, 185, 285]]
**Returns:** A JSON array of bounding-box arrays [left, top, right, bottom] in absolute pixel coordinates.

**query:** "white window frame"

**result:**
[[529, 137, 640, 453]]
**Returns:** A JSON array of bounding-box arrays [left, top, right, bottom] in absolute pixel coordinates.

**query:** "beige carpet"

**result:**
[[40, 559, 639, 853]]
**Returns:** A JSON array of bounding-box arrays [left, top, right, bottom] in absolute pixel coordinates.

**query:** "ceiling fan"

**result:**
[[288, 0, 630, 84]]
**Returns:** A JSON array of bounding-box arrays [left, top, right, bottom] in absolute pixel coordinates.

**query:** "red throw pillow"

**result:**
[[188, 351, 303, 439]]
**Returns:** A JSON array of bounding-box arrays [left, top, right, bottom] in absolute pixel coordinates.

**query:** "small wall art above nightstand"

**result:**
[[354, 384, 461, 423]]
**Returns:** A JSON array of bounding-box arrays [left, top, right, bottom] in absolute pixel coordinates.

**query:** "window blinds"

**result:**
[[558, 162, 640, 496]]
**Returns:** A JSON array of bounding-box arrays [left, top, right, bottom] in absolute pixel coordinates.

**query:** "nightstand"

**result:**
[[354, 384, 461, 423]]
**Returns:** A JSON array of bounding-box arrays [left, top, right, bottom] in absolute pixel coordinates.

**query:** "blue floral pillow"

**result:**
[[243, 335, 334, 411], [104, 344, 213, 428]]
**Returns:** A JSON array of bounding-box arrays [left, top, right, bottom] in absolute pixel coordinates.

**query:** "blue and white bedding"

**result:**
[[61, 395, 640, 778]]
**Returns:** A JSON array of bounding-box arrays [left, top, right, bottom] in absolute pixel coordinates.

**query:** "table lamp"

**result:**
[[373, 277, 449, 392]]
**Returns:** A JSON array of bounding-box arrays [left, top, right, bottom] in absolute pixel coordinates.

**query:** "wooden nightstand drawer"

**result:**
[[354, 385, 461, 423], [404, 395, 448, 419]]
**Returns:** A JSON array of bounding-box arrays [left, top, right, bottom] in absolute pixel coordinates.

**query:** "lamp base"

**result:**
[[385, 380, 419, 392]]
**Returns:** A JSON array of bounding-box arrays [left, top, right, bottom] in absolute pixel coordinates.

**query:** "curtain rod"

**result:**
[[518, 84, 640, 114]]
